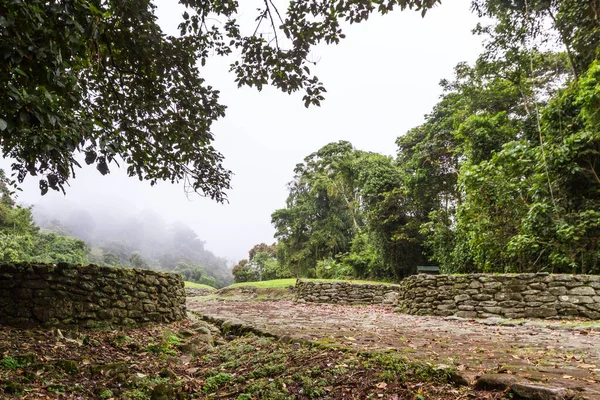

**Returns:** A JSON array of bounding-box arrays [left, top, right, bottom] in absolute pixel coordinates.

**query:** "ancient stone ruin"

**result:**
[[0, 263, 186, 328], [396, 273, 600, 320], [295, 280, 400, 305], [296, 274, 600, 320]]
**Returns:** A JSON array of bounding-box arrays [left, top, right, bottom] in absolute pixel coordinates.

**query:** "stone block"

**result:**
[[561, 295, 593, 304], [504, 313, 525, 319], [568, 286, 595, 296], [529, 307, 558, 318], [494, 292, 523, 301], [505, 284, 527, 292], [482, 306, 502, 314], [565, 281, 584, 288], [524, 295, 555, 303], [469, 281, 483, 289], [549, 286, 567, 296], [480, 301, 498, 307], [581, 310, 600, 319], [454, 294, 471, 302], [497, 300, 521, 308], [526, 302, 543, 307], [528, 282, 547, 290], [583, 302, 600, 313], [521, 290, 540, 295], [484, 282, 502, 290]]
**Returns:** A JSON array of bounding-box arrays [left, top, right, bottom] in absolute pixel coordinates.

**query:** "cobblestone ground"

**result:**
[[188, 299, 600, 396]]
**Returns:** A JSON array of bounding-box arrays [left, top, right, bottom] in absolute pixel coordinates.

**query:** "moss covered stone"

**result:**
[[395, 273, 600, 320], [55, 359, 78, 374], [0, 263, 186, 329]]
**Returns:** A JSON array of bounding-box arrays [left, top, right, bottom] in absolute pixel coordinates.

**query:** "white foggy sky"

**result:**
[[6, 0, 482, 263]]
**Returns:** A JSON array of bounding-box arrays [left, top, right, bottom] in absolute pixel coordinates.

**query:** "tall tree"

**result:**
[[272, 141, 358, 277]]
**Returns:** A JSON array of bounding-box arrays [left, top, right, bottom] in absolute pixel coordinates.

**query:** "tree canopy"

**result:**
[[0, 0, 438, 199], [269, 0, 600, 279]]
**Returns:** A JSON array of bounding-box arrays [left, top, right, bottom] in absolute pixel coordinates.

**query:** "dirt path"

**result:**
[[188, 299, 600, 396]]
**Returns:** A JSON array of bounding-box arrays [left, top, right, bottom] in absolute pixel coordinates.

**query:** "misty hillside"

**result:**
[[31, 199, 233, 288]]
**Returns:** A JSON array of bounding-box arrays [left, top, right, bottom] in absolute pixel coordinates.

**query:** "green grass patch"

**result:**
[[1, 354, 36, 370], [202, 372, 233, 393], [145, 330, 180, 356], [228, 278, 394, 288], [184, 281, 217, 290]]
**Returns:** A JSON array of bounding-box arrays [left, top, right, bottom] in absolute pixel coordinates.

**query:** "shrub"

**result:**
[[315, 258, 353, 279]]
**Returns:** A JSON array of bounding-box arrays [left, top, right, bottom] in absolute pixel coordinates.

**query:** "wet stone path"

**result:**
[[187, 299, 600, 396]]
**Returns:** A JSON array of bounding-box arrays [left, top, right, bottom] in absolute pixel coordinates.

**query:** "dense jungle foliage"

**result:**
[[256, 0, 600, 281], [0, 171, 88, 265], [3, 0, 599, 284]]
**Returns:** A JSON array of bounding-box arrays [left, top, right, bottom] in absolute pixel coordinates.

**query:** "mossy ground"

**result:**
[[0, 319, 498, 399]]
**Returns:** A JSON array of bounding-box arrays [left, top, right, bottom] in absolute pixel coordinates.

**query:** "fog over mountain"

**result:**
[[30, 198, 233, 287]]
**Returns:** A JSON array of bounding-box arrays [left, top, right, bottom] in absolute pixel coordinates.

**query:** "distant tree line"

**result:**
[[232, 243, 287, 283]]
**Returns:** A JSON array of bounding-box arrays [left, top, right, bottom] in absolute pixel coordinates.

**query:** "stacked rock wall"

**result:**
[[185, 287, 216, 297], [0, 263, 186, 328], [295, 280, 400, 305], [396, 273, 600, 320]]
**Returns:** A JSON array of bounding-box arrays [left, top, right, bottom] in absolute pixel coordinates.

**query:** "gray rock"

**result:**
[[569, 286, 596, 296], [474, 374, 518, 390], [481, 317, 503, 325], [455, 311, 477, 318], [549, 287, 567, 296], [511, 383, 574, 400], [382, 292, 399, 305], [454, 294, 471, 302], [529, 307, 558, 318], [469, 281, 483, 289]]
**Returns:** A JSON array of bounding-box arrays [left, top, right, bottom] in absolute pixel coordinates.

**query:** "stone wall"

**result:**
[[0, 263, 187, 328], [295, 280, 400, 305], [396, 273, 600, 320], [185, 287, 216, 297]]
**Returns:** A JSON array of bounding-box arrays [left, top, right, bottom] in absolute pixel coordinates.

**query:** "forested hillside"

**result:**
[[0, 171, 88, 265], [0, 171, 231, 287], [32, 203, 232, 287], [256, 0, 600, 282]]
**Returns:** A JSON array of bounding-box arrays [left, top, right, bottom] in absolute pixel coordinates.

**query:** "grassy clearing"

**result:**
[[228, 278, 394, 289], [184, 281, 217, 290]]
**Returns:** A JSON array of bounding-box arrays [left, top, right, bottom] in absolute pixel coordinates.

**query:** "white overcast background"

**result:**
[[6, 0, 482, 263]]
